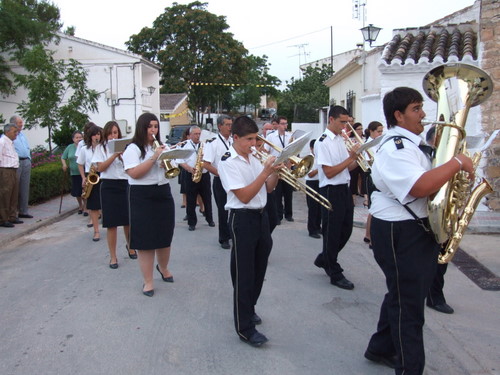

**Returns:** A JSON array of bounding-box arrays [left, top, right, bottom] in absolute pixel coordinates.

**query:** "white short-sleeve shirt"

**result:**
[[315, 128, 351, 188], [92, 143, 128, 180], [202, 134, 232, 173], [122, 143, 169, 185], [265, 131, 292, 157], [218, 146, 267, 210], [369, 127, 430, 221], [76, 144, 98, 173]]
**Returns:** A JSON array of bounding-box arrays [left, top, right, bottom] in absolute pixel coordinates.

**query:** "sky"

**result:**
[[50, 0, 476, 87]]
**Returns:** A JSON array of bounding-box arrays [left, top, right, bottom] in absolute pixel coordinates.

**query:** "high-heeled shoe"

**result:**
[[156, 264, 174, 282], [93, 232, 100, 242], [363, 237, 371, 243], [142, 285, 154, 297], [126, 245, 137, 259]]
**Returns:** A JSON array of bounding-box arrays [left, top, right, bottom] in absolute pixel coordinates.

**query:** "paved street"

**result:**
[[0, 181, 499, 375]]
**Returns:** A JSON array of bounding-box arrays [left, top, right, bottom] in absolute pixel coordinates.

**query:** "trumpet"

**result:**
[[257, 135, 313, 178], [342, 125, 372, 172], [152, 135, 180, 178], [253, 147, 332, 211]]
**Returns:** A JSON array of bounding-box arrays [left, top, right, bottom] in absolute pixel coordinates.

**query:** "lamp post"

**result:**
[[360, 24, 382, 47]]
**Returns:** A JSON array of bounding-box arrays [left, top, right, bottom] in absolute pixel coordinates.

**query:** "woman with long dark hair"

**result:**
[[122, 113, 175, 297], [77, 124, 103, 241], [93, 121, 136, 269]]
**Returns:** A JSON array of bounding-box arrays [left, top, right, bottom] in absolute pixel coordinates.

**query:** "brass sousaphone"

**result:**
[[422, 63, 494, 263]]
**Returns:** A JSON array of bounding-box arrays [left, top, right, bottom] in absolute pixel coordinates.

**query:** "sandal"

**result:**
[[93, 232, 100, 242]]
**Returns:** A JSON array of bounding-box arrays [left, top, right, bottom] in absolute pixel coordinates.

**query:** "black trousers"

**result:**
[[306, 180, 322, 235], [229, 209, 272, 339], [316, 184, 353, 280], [185, 172, 213, 226], [265, 191, 278, 234], [427, 262, 448, 307], [367, 217, 438, 375], [274, 179, 293, 220], [213, 176, 230, 243]]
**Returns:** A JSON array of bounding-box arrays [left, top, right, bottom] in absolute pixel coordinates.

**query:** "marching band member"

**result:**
[[265, 116, 294, 224], [304, 139, 321, 239], [122, 113, 175, 297], [93, 121, 136, 269], [364, 87, 473, 374], [179, 126, 214, 231], [313, 105, 359, 290], [202, 115, 233, 249], [77, 124, 103, 242], [218, 116, 280, 347]]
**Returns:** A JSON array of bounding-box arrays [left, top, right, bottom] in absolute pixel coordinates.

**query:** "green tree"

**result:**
[[15, 45, 99, 151], [277, 66, 331, 123], [126, 1, 250, 123], [0, 0, 61, 94], [230, 55, 280, 116]]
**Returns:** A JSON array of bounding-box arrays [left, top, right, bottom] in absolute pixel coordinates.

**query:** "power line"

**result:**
[[248, 27, 330, 50]]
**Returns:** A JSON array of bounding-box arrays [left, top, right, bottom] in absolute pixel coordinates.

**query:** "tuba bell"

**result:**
[[423, 63, 494, 263]]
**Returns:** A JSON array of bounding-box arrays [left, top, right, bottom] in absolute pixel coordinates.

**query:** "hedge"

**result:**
[[29, 161, 71, 204]]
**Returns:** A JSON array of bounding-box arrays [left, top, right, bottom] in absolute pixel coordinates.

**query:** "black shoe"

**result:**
[[156, 264, 174, 282], [10, 219, 23, 224], [183, 215, 188, 221], [428, 303, 454, 314], [143, 289, 154, 297], [314, 254, 325, 269], [364, 349, 397, 369], [109, 263, 118, 269], [363, 237, 371, 243], [331, 277, 354, 290], [83, 212, 89, 217], [126, 245, 137, 259], [208, 221, 215, 227], [18, 214, 33, 219], [285, 217, 294, 222], [251, 313, 262, 325], [221, 241, 231, 249], [181, 205, 186, 208], [1, 222, 15, 228], [309, 233, 321, 239], [239, 331, 268, 347], [188, 225, 195, 231], [78, 210, 83, 215]]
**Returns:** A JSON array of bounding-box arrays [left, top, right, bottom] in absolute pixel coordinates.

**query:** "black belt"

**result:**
[[0, 167, 17, 169], [231, 208, 265, 214], [19, 157, 29, 160], [325, 183, 348, 189]]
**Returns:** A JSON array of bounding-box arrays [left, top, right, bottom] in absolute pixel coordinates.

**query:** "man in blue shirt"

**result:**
[[11, 115, 33, 219]]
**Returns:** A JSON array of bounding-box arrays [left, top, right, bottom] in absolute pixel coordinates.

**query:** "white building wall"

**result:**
[[0, 34, 160, 149]]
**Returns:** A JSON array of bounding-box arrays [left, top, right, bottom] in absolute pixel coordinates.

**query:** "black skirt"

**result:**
[[70, 175, 83, 197], [100, 179, 129, 228], [86, 179, 101, 210], [128, 184, 175, 250]]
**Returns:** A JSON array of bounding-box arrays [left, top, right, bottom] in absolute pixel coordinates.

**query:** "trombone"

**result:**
[[253, 146, 333, 211], [257, 135, 314, 178], [343, 123, 374, 172]]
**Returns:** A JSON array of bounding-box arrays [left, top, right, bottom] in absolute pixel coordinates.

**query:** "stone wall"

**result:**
[[480, 0, 500, 210]]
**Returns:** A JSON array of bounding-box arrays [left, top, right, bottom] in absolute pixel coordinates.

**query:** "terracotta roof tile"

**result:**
[[381, 25, 477, 65]]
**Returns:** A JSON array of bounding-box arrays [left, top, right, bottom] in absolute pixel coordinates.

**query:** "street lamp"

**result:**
[[360, 24, 382, 47]]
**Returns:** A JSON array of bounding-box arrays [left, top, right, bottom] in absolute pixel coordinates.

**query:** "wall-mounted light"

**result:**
[[68, 46, 73, 52], [147, 86, 156, 95]]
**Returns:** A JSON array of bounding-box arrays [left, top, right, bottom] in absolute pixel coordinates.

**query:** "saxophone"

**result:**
[[191, 142, 204, 183], [81, 164, 100, 199], [423, 63, 494, 264]]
